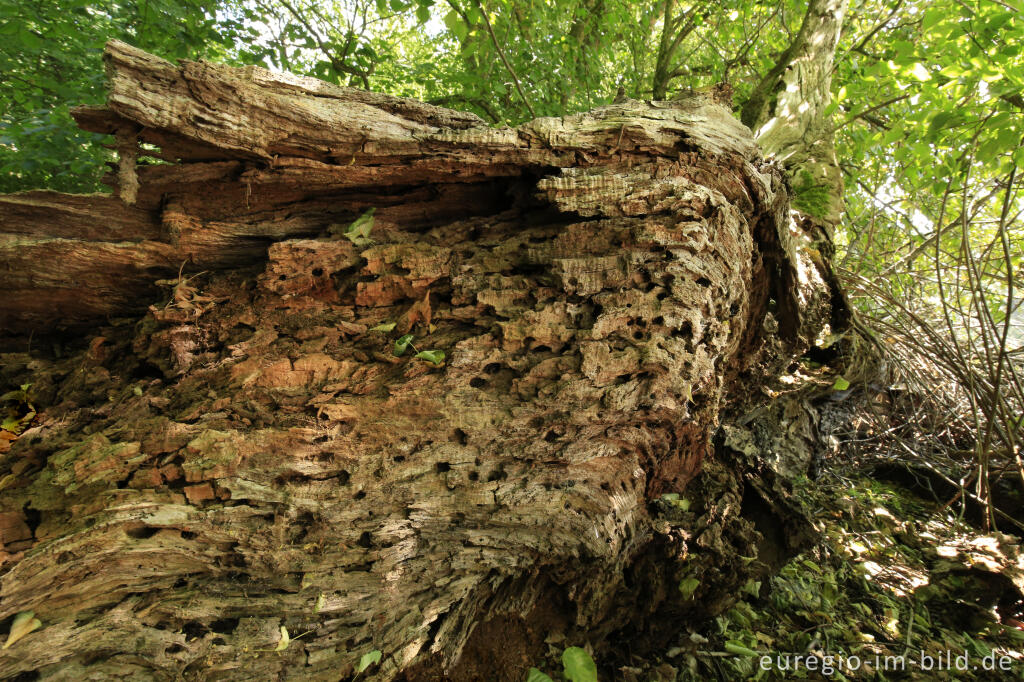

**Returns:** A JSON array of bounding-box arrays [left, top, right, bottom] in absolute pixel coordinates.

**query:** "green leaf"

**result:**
[[526, 669, 555, 682], [994, 125, 1021, 153], [724, 641, 759, 657], [357, 649, 382, 672], [444, 10, 468, 40], [274, 626, 290, 651], [679, 577, 700, 599], [922, 8, 944, 31], [561, 647, 597, 682], [370, 322, 397, 333], [336, 208, 375, 245], [927, 111, 955, 137], [832, 376, 851, 391], [909, 63, 931, 81], [3, 611, 42, 649], [1, 416, 22, 433], [394, 334, 415, 356], [892, 41, 915, 64], [414, 350, 445, 365], [416, 4, 430, 23], [17, 29, 42, 51], [976, 137, 1003, 163]]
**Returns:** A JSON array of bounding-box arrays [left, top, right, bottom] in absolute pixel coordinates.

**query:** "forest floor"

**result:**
[[673, 470, 1024, 681], [530, 463, 1024, 681]]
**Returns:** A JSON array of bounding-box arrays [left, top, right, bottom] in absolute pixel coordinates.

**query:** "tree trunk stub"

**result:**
[[0, 42, 837, 679]]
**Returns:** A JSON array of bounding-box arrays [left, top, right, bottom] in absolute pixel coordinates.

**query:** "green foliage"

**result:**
[[525, 668, 554, 682], [273, 625, 290, 651], [393, 334, 415, 356], [0, 0, 254, 192], [662, 493, 692, 511], [356, 648, 382, 672], [673, 475, 1024, 681], [678, 576, 700, 600], [560, 647, 598, 682], [391, 334, 444, 364], [413, 349, 445, 365], [723, 641, 757, 657], [2, 611, 42, 650], [333, 208, 376, 245], [1, 383, 35, 435]]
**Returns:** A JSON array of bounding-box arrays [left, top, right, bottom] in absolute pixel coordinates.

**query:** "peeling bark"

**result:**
[[0, 42, 836, 680]]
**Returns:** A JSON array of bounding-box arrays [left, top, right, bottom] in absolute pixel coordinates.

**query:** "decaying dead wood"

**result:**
[[0, 41, 839, 680]]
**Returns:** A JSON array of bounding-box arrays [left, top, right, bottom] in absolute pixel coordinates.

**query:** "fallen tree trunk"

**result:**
[[0, 42, 837, 679]]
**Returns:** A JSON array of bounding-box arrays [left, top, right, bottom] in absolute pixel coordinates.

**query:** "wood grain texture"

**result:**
[[0, 42, 838, 680]]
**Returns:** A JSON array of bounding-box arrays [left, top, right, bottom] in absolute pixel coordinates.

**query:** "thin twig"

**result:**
[[474, 0, 536, 118]]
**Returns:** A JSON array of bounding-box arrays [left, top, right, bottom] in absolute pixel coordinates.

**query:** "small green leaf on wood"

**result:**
[[526, 668, 555, 682], [0, 385, 30, 402], [832, 376, 851, 391], [333, 208, 376, 245], [679, 577, 700, 599], [561, 646, 598, 682], [394, 334, 415, 356], [414, 350, 445, 365], [370, 322, 397, 333], [3, 611, 42, 649], [274, 625, 290, 651], [356, 649, 382, 672], [724, 641, 758, 657]]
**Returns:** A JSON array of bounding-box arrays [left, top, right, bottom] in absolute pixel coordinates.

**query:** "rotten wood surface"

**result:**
[[0, 41, 835, 680], [1, 40, 767, 339]]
